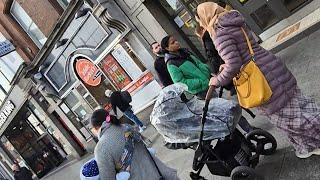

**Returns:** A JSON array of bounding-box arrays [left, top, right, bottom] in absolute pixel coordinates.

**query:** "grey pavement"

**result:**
[[43, 28, 320, 180]]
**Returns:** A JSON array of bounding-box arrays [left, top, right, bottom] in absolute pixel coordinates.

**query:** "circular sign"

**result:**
[[75, 59, 102, 86]]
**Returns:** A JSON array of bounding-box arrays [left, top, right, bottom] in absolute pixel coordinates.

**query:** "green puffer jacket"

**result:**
[[165, 49, 211, 95]]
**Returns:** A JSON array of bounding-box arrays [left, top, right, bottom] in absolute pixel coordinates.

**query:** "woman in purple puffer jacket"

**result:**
[[196, 2, 320, 159]]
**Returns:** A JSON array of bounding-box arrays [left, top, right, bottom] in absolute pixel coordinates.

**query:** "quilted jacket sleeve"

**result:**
[[211, 33, 242, 87]]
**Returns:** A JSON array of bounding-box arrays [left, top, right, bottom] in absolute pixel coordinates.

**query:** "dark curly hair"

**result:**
[[91, 109, 120, 129]]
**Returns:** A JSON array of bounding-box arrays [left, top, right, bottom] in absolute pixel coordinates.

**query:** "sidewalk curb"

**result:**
[[269, 20, 320, 54]]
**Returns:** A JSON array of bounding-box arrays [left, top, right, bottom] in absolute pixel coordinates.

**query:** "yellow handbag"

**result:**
[[233, 28, 272, 108]]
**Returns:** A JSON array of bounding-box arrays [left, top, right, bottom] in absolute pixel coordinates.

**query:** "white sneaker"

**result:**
[[295, 148, 320, 159]]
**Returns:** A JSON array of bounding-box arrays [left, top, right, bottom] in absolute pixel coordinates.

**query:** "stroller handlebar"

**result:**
[[205, 85, 216, 101]]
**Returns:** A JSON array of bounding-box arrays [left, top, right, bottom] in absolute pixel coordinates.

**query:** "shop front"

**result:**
[[40, 2, 161, 140], [228, 0, 313, 34], [0, 86, 72, 178], [143, 0, 313, 57]]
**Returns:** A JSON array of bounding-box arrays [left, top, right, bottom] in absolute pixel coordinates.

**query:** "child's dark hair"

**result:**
[[160, 35, 171, 52], [91, 109, 120, 128]]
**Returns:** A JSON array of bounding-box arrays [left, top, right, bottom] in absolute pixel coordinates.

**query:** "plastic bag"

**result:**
[[150, 83, 242, 143]]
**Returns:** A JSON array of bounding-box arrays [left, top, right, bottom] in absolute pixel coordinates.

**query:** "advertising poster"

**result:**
[[99, 55, 132, 89]]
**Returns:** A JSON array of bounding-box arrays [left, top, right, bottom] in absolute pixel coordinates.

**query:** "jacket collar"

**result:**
[[164, 48, 190, 62], [99, 121, 111, 138]]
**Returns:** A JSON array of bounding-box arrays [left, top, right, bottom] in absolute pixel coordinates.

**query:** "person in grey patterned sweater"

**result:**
[[91, 109, 179, 180]]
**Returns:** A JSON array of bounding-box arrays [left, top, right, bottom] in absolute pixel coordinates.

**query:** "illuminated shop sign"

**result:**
[[0, 101, 15, 127]]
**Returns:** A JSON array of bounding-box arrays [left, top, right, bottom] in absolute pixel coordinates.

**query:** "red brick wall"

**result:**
[[0, 1, 38, 63], [16, 0, 60, 36]]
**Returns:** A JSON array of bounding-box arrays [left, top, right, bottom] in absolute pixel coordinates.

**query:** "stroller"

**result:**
[[150, 84, 277, 180]]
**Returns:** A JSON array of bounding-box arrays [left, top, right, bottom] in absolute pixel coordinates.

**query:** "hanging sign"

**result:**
[[125, 71, 154, 94], [0, 40, 15, 57], [76, 59, 102, 86]]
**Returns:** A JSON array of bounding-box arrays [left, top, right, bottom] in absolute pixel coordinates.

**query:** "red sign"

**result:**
[[99, 55, 132, 89], [104, 103, 113, 112], [76, 59, 102, 86], [125, 71, 154, 93]]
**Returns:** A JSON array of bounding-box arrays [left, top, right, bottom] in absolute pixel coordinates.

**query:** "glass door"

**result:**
[[61, 82, 99, 141], [282, 0, 312, 12], [159, 0, 207, 57]]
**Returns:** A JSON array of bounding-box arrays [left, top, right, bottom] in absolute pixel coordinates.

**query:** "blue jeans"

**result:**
[[123, 109, 144, 127]]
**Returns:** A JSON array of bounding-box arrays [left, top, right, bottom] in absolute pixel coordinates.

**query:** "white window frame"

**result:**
[[44, 13, 110, 92], [10, 0, 47, 48]]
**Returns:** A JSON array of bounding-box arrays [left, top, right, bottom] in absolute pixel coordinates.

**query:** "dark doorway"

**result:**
[[2, 105, 67, 178]]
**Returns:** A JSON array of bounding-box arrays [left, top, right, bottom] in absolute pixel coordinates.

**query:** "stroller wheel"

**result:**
[[246, 129, 277, 155], [231, 166, 264, 180], [190, 172, 207, 180]]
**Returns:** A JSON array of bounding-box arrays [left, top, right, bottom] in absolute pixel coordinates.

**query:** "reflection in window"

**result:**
[[166, 0, 183, 11], [27, 112, 45, 135], [72, 15, 109, 49], [57, 0, 71, 9], [251, 4, 279, 30], [64, 92, 78, 108], [239, 0, 249, 5], [74, 105, 88, 120], [44, 14, 109, 92], [10, 1, 47, 47], [45, 55, 67, 91], [283, 0, 310, 12]]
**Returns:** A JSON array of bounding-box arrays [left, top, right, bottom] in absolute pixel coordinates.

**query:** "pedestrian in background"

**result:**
[[161, 35, 212, 99], [151, 42, 173, 87], [196, 2, 320, 158], [12, 163, 33, 180], [105, 90, 146, 133]]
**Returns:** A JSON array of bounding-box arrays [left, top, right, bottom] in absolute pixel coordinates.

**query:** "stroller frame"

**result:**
[[190, 86, 276, 180]]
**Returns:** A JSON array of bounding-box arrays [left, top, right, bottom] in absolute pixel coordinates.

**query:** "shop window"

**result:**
[[82, 76, 114, 108], [283, 0, 310, 12], [64, 91, 78, 108], [111, 43, 144, 80], [26, 112, 46, 136], [0, 88, 6, 104], [10, 1, 47, 47], [45, 55, 68, 91], [165, 0, 183, 11], [0, 33, 24, 100], [75, 84, 99, 109], [0, 72, 10, 93], [57, 0, 71, 9], [0, 52, 23, 82], [28, 103, 51, 128], [73, 14, 109, 49], [45, 13, 109, 92], [73, 105, 88, 120], [159, 0, 207, 57], [98, 54, 132, 90], [250, 4, 279, 30], [239, 0, 249, 5]]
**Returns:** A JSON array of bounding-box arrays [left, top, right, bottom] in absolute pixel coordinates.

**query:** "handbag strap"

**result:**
[[240, 27, 254, 59]]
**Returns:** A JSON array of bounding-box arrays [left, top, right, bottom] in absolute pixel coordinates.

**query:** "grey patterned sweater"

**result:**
[[94, 122, 179, 180]]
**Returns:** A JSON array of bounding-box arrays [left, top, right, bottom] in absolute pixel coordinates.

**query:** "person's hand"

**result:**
[[209, 77, 217, 86], [116, 171, 130, 180], [219, 64, 226, 73]]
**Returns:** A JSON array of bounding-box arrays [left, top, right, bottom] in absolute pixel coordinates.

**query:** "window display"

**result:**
[[98, 54, 132, 89]]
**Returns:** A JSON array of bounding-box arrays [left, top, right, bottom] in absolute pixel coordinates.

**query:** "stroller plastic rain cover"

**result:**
[[150, 83, 242, 143]]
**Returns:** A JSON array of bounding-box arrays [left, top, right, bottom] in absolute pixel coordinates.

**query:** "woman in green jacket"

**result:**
[[161, 35, 254, 133], [161, 35, 211, 99]]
